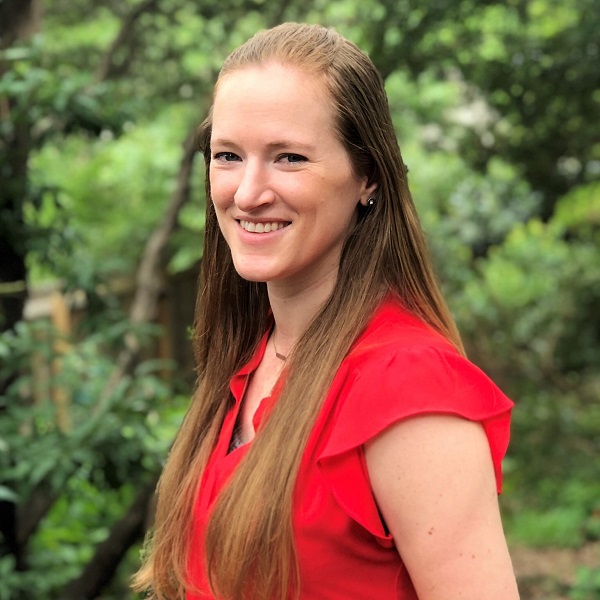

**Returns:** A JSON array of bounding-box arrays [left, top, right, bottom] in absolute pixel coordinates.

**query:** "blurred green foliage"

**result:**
[[571, 567, 600, 600], [1, 0, 599, 597], [0, 318, 185, 598]]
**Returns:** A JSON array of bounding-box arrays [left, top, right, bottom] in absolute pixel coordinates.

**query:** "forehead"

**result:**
[[211, 63, 337, 140], [215, 62, 330, 102]]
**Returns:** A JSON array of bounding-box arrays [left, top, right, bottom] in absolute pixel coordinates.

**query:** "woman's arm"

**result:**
[[364, 415, 520, 600]]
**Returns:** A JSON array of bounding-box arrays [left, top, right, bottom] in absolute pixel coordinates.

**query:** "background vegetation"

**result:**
[[1, 0, 598, 598]]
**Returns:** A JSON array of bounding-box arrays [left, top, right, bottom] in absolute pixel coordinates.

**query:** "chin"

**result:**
[[232, 264, 270, 283], [235, 272, 268, 283], [231, 257, 282, 283]]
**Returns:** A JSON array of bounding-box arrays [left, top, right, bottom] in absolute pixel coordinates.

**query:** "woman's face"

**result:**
[[209, 63, 376, 291]]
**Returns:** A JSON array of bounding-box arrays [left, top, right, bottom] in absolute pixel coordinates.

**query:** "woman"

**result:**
[[134, 23, 520, 600]]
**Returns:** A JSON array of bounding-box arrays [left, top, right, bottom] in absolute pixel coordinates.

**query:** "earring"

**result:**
[[367, 197, 375, 206]]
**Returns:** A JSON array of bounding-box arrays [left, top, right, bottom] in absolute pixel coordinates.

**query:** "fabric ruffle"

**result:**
[[317, 342, 513, 541]]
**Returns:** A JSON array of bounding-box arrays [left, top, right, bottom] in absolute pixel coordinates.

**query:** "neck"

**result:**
[[267, 269, 338, 354]]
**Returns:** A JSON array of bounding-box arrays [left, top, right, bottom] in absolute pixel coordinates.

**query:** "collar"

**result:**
[[229, 323, 273, 402]]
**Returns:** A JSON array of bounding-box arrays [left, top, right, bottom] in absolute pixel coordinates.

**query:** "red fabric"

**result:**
[[186, 299, 513, 599]]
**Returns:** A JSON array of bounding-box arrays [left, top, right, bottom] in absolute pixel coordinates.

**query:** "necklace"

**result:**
[[271, 329, 288, 361]]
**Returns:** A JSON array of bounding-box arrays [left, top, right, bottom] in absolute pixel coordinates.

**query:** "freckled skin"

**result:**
[[365, 415, 520, 599]]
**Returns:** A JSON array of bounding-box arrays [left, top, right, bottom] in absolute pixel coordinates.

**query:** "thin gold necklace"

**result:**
[[272, 329, 288, 361]]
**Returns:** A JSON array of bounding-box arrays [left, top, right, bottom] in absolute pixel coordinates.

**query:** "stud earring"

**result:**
[[367, 197, 375, 206]]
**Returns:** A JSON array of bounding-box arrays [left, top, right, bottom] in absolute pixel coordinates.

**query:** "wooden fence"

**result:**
[[21, 266, 199, 421]]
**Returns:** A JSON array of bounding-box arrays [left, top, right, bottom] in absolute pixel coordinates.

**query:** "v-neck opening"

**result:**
[[225, 322, 279, 455]]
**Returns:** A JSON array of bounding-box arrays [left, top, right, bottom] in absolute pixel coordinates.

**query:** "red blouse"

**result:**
[[187, 299, 513, 599]]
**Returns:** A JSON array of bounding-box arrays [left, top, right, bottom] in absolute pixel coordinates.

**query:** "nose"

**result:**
[[233, 160, 274, 212]]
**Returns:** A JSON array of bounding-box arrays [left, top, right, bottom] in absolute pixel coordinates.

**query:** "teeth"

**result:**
[[239, 220, 289, 233]]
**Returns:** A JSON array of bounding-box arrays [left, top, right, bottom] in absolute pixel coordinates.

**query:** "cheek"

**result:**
[[210, 172, 235, 211], [210, 187, 231, 235], [213, 205, 232, 243]]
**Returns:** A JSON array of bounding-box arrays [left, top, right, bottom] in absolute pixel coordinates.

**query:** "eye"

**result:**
[[278, 153, 307, 164], [213, 151, 241, 162]]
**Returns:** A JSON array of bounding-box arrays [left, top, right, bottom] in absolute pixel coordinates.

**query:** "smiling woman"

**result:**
[[209, 63, 375, 287], [133, 23, 520, 600]]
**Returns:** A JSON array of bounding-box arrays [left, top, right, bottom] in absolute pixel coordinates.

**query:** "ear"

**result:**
[[358, 181, 379, 207]]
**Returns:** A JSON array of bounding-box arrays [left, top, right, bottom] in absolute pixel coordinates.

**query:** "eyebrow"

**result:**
[[266, 140, 316, 152], [210, 138, 316, 152]]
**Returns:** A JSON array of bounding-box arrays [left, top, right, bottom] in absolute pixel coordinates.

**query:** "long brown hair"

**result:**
[[133, 22, 463, 600]]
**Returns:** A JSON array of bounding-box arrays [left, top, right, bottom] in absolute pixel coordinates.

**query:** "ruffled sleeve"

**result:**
[[316, 340, 513, 542]]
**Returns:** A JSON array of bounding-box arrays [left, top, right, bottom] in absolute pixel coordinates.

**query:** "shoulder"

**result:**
[[365, 412, 520, 599], [343, 297, 469, 388], [344, 299, 506, 410], [324, 297, 513, 466], [347, 297, 456, 362]]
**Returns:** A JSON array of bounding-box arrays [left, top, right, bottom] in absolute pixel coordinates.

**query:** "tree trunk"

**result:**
[[60, 478, 158, 600], [0, 0, 42, 571]]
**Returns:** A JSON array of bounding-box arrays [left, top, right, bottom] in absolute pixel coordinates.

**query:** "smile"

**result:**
[[239, 220, 290, 233]]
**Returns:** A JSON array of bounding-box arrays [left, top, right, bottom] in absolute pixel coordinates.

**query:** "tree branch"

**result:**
[[94, 125, 198, 416], [130, 128, 197, 326], [15, 125, 198, 549], [60, 477, 158, 600], [0, 0, 41, 49], [16, 485, 59, 552], [94, 0, 161, 83]]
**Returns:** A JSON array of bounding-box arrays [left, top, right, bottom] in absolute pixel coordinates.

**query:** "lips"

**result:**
[[239, 220, 290, 233]]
